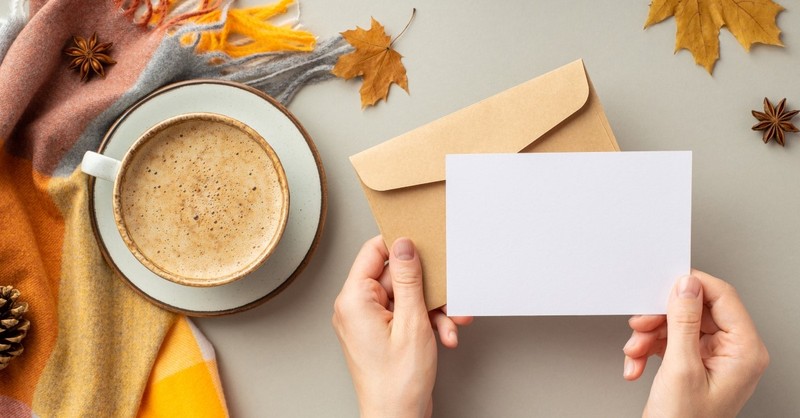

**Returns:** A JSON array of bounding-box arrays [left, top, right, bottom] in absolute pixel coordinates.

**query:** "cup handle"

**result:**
[[81, 151, 121, 182]]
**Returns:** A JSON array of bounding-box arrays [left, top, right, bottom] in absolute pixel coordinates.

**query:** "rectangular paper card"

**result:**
[[445, 151, 692, 316]]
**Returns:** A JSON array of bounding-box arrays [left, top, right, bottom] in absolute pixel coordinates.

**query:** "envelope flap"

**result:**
[[351, 59, 591, 192]]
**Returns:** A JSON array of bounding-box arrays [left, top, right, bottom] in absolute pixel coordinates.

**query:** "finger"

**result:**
[[663, 275, 705, 370], [334, 275, 390, 320], [377, 267, 393, 300], [375, 269, 392, 309], [623, 355, 647, 381], [699, 333, 717, 359], [388, 238, 428, 323], [623, 326, 667, 358], [429, 310, 459, 348], [691, 269, 757, 335], [631, 296, 717, 336], [335, 236, 391, 316], [628, 337, 668, 360], [451, 316, 474, 326], [647, 339, 667, 359], [441, 305, 474, 326], [628, 315, 666, 332], [700, 305, 720, 335], [623, 337, 667, 381], [346, 235, 389, 283]]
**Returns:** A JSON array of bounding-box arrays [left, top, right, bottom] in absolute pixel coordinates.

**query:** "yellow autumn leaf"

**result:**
[[644, 0, 784, 73], [332, 16, 410, 108]]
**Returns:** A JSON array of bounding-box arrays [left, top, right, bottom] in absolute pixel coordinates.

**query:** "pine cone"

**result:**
[[0, 286, 30, 370]]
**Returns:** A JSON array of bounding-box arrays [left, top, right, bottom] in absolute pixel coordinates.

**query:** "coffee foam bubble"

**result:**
[[118, 119, 285, 283]]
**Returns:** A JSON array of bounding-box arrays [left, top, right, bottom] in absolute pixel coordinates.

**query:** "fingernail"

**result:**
[[449, 330, 457, 345], [678, 275, 700, 299], [393, 238, 415, 261], [623, 356, 634, 378], [623, 337, 635, 352]]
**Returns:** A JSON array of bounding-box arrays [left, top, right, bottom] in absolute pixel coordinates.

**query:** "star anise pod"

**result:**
[[751, 97, 799, 146], [65, 32, 116, 82]]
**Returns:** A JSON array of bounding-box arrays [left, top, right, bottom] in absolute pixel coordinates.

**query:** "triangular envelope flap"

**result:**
[[351, 59, 591, 192]]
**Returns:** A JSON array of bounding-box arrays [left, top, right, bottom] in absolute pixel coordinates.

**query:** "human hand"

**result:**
[[332, 236, 473, 418], [623, 270, 769, 418]]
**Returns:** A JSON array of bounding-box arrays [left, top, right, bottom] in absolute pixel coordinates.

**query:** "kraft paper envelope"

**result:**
[[350, 59, 620, 309]]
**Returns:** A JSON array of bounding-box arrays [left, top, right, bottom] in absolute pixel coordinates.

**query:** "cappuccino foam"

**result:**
[[118, 118, 286, 283]]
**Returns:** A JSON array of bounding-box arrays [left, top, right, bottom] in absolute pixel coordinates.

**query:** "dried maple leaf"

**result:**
[[332, 14, 411, 108], [644, 0, 784, 74]]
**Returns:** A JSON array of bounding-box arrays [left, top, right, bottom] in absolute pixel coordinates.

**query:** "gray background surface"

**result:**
[[195, 1, 797, 416], [203, 1, 799, 417], [5, 1, 798, 416]]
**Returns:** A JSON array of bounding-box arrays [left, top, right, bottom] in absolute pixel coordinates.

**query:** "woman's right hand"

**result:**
[[623, 270, 770, 418]]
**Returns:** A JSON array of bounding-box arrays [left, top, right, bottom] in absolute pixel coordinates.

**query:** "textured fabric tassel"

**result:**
[[115, 0, 316, 56], [114, 0, 223, 28], [187, 0, 315, 56]]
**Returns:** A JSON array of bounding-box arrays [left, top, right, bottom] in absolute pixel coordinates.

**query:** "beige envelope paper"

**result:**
[[350, 59, 620, 309]]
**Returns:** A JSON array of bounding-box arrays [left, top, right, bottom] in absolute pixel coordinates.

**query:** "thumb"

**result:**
[[389, 238, 427, 322], [664, 275, 704, 369]]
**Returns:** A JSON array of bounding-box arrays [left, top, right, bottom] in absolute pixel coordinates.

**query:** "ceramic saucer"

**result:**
[[88, 80, 326, 316]]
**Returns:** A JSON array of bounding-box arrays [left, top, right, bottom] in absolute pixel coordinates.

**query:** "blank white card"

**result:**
[[445, 152, 691, 316]]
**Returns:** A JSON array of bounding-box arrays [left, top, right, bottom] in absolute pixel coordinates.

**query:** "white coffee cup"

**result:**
[[82, 113, 290, 287]]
